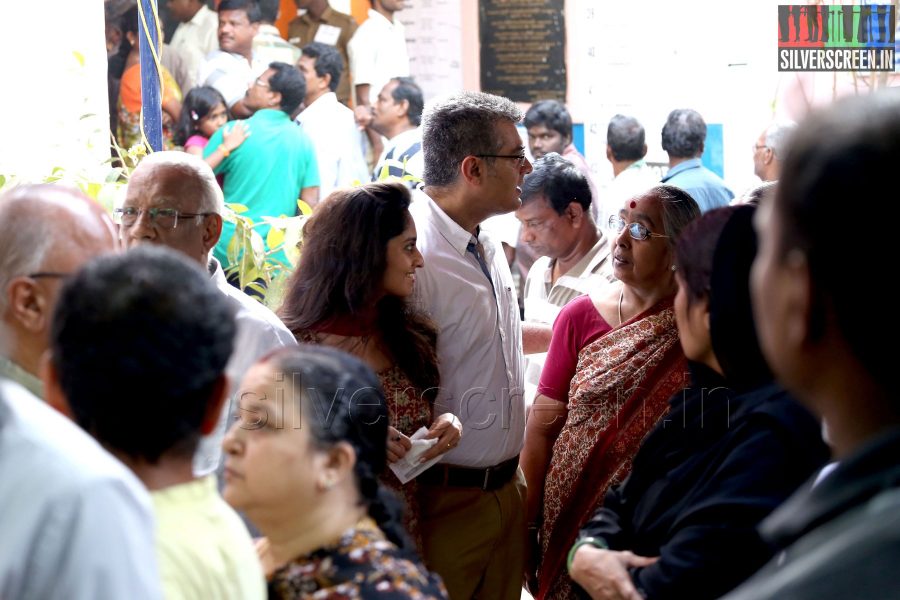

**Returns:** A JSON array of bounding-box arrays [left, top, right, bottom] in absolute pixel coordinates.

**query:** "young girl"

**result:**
[[174, 86, 249, 169]]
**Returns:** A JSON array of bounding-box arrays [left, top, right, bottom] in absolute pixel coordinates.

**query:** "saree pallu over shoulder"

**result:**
[[537, 298, 688, 600]]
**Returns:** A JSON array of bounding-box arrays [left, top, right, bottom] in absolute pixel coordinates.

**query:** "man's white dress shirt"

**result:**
[[410, 190, 525, 468]]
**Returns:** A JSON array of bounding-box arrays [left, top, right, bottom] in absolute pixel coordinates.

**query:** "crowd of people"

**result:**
[[2, 1, 900, 599]]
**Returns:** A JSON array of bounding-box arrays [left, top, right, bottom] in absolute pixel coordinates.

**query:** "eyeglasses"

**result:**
[[752, 143, 769, 152], [27, 271, 71, 280], [113, 207, 212, 229], [253, 78, 270, 89], [521, 218, 551, 232], [608, 215, 669, 241], [475, 153, 529, 168]]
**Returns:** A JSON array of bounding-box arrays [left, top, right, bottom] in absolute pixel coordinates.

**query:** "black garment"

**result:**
[[722, 428, 900, 600], [578, 367, 828, 600]]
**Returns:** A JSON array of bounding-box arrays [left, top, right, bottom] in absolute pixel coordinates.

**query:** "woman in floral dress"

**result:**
[[279, 182, 462, 553]]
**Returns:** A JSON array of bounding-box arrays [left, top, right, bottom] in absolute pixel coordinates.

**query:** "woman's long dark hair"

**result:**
[[267, 346, 413, 551], [279, 182, 439, 398], [173, 86, 228, 147]]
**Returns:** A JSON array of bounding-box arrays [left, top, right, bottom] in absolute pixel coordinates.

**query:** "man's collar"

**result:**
[[367, 8, 396, 26], [387, 126, 420, 145], [416, 190, 473, 257], [665, 157, 702, 178], [251, 108, 291, 122], [0, 355, 43, 400]]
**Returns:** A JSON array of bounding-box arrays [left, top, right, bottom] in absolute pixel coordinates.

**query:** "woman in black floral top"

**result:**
[[222, 346, 448, 599]]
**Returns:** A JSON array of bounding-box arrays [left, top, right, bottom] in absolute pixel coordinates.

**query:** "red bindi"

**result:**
[[630, 200, 637, 208]]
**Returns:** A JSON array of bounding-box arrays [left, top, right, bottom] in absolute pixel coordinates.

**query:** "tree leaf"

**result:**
[[297, 199, 313, 216], [228, 202, 249, 214], [266, 226, 285, 250]]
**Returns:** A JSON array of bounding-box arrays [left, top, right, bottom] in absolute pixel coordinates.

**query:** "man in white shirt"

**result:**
[[370, 76, 423, 186], [297, 42, 368, 198], [516, 153, 615, 403], [167, 0, 219, 93], [198, 0, 267, 118], [600, 114, 660, 226], [119, 151, 297, 477], [410, 91, 532, 600], [0, 380, 162, 600], [348, 0, 410, 162]]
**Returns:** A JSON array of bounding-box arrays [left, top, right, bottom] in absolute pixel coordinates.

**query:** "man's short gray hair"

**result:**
[[134, 151, 225, 214], [764, 120, 797, 161], [0, 187, 70, 315], [661, 108, 707, 159], [422, 91, 523, 187]]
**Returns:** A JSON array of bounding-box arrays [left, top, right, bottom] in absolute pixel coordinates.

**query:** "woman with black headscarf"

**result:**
[[567, 205, 829, 600]]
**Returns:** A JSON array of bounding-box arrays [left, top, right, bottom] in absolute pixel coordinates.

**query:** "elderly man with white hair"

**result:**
[[752, 120, 796, 183], [0, 185, 117, 396], [0, 184, 161, 599], [118, 151, 297, 476]]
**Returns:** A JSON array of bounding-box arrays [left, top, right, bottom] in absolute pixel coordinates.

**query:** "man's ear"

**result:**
[[460, 155, 484, 186], [41, 352, 75, 420], [605, 145, 614, 162], [565, 201, 585, 225], [202, 214, 224, 254], [6, 277, 47, 333], [398, 98, 410, 118], [781, 249, 816, 348], [200, 374, 230, 436], [269, 90, 283, 109]]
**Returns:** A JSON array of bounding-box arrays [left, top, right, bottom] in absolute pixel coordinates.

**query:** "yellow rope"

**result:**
[[136, 0, 164, 154]]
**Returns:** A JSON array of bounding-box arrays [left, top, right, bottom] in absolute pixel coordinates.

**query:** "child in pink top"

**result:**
[[174, 86, 249, 169]]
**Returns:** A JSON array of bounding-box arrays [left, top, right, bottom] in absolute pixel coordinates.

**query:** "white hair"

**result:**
[[134, 151, 225, 214], [764, 120, 797, 161], [0, 189, 59, 316]]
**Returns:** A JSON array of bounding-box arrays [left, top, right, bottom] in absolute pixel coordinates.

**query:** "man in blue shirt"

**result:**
[[660, 108, 733, 212]]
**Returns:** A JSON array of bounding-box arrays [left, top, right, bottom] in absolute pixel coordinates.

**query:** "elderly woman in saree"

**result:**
[[566, 205, 828, 600], [521, 185, 700, 600]]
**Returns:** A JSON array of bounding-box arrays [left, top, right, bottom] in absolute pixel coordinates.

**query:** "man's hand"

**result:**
[[569, 545, 658, 600], [354, 105, 374, 128]]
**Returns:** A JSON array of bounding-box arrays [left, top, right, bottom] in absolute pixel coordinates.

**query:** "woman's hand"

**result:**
[[386, 426, 412, 463], [419, 413, 462, 462], [569, 545, 658, 600], [222, 120, 251, 152]]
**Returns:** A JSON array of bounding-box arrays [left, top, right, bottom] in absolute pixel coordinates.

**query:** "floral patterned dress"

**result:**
[[295, 331, 433, 552], [267, 517, 447, 599]]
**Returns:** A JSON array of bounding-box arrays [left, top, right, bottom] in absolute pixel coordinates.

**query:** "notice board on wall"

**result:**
[[479, 0, 566, 102]]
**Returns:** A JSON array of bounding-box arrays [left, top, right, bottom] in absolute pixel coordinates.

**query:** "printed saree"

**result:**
[[537, 297, 688, 600]]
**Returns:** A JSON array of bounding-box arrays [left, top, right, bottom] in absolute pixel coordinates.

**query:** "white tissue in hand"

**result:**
[[388, 427, 442, 484]]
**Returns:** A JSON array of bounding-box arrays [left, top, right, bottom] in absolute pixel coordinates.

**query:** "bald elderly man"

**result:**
[[0, 184, 161, 598], [0, 184, 117, 397], [118, 151, 297, 476]]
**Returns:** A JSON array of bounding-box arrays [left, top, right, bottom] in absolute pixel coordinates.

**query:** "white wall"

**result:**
[[0, 1, 111, 181]]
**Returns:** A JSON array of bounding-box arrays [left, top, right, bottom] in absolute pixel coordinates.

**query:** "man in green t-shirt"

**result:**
[[205, 61, 320, 271]]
